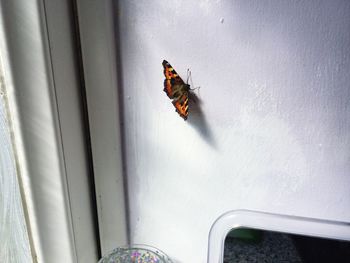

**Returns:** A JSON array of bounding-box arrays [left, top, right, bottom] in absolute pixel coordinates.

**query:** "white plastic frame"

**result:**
[[0, 0, 98, 262], [208, 210, 350, 263], [75, 0, 128, 254]]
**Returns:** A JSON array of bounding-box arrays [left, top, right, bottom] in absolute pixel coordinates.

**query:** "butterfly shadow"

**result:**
[[187, 93, 216, 148]]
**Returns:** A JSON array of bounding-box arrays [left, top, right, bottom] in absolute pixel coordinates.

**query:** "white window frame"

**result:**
[[75, 0, 128, 255], [0, 0, 98, 262]]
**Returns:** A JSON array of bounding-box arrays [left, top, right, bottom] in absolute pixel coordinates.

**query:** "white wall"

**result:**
[[117, 1, 350, 262]]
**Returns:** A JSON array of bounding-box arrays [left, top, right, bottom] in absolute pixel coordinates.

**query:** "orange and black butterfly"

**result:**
[[162, 60, 190, 120]]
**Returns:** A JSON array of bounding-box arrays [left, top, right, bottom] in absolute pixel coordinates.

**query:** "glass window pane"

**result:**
[[0, 67, 32, 262]]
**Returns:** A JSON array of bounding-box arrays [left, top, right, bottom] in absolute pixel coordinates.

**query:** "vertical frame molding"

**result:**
[[75, 0, 128, 254], [0, 0, 98, 262]]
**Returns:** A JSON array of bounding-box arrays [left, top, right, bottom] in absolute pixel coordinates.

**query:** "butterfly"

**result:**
[[162, 60, 190, 120]]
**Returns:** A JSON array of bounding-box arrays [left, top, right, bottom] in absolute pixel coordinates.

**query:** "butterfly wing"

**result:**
[[162, 60, 186, 99], [172, 93, 189, 120], [162, 60, 190, 120]]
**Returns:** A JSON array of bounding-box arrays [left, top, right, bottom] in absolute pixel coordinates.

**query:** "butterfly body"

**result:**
[[162, 60, 190, 120], [171, 83, 190, 99]]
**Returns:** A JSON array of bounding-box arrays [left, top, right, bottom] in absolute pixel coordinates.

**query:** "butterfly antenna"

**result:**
[[189, 70, 194, 87], [186, 68, 190, 84]]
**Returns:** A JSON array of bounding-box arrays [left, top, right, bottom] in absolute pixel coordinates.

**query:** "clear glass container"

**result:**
[[98, 244, 173, 263]]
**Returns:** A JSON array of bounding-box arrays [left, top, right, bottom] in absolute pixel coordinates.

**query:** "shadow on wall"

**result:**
[[187, 92, 216, 148]]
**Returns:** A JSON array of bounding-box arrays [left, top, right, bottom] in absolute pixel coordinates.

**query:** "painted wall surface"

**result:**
[[117, 1, 350, 262]]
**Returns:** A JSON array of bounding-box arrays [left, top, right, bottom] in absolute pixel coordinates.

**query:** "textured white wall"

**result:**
[[118, 1, 350, 262]]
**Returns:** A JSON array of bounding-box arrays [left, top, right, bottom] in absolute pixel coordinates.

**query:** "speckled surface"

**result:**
[[224, 232, 302, 263]]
